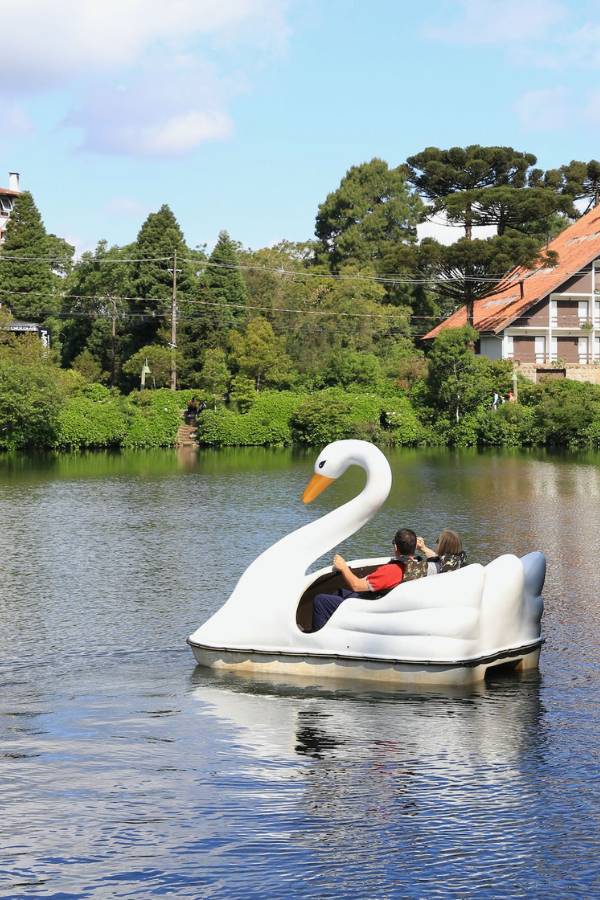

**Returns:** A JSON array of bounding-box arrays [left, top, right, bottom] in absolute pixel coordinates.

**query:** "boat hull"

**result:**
[[188, 640, 542, 688]]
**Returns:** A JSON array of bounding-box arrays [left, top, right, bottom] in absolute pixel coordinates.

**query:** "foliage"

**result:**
[[291, 389, 425, 446], [426, 326, 513, 422], [229, 316, 295, 390], [320, 350, 383, 390], [128, 205, 194, 357], [0, 353, 64, 450], [315, 158, 424, 271], [72, 349, 104, 383], [123, 344, 179, 389], [198, 391, 304, 446], [61, 240, 133, 384], [55, 392, 128, 449], [123, 389, 185, 448], [0, 191, 59, 321], [198, 348, 230, 407], [229, 374, 257, 413], [526, 379, 600, 449]]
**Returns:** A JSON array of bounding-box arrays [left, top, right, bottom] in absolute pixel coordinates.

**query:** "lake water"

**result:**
[[0, 447, 599, 898]]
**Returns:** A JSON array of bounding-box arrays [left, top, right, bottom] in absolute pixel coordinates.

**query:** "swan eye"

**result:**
[[318, 460, 326, 469]]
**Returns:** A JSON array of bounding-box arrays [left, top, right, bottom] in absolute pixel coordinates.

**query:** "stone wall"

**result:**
[[514, 361, 600, 385]]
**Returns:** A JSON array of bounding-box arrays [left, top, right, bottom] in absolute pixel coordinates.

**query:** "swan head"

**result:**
[[302, 439, 380, 504]]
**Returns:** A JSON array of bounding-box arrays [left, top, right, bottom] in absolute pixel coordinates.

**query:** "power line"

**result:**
[[1, 251, 595, 285]]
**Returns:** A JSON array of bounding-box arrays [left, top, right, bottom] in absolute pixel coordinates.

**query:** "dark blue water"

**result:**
[[0, 448, 599, 898]]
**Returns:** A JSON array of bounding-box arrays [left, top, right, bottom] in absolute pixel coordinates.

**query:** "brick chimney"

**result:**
[[8, 172, 20, 192]]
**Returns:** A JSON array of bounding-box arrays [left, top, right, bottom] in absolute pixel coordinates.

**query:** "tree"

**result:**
[[229, 316, 294, 390], [418, 235, 558, 325], [123, 344, 181, 389], [72, 349, 103, 383], [426, 326, 511, 422], [321, 350, 382, 390], [183, 231, 247, 370], [199, 348, 230, 408], [61, 241, 133, 385], [315, 158, 424, 271], [556, 159, 600, 212], [0, 191, 57, 321], [406, 146, 539, 238], [129, 205, 194, 356], [0, 334, 66, 449], [443, 186, 572, 237]]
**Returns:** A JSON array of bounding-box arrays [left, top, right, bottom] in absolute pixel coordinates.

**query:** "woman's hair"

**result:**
[[437, 529, 462, 557]]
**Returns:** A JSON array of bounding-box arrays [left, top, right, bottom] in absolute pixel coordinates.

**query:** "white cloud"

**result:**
[[0, 0, 288, 88], [0, 0, 289, 157], [425, 0, 565, 45], [67, 57, 234, 156], [513, 87, 571, 131]]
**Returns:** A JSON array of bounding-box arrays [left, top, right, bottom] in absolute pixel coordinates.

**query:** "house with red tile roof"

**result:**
[[0, 172, 20, 243], [424, 204, 600, 382]]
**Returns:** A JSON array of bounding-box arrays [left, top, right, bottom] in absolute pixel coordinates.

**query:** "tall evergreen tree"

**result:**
[[128, 204, 194, 358], [183, 231, 247, 369], [0, 192, 57, 321], [315, 158, 424, 271]]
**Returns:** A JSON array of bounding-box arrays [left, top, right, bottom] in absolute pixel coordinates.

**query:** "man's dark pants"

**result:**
[[312, 589, 362, 631]]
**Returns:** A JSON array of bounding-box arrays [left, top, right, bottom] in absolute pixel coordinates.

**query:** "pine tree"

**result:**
[[315, 158, 424, 271], [128, 204, 194, 357], [183, 231, 247, 369], [0, 192, 56, 321]]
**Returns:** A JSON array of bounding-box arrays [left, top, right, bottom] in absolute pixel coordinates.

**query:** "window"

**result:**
[[578, 300, 589, 323], [578, 336, 589, 363], [535, 336, 546, 363], [550, 298, 558, 326]]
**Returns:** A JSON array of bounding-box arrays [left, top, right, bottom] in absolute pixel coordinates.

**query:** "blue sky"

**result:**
[[2, 0, 600, 255]]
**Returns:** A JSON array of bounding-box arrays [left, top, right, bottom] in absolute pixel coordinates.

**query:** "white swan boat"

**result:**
[[188, 440, 545, 686]]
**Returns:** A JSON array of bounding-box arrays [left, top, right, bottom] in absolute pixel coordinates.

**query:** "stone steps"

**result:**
[[176, 422, 198, 448]]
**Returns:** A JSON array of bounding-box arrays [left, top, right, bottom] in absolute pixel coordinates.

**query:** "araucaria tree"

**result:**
[[406, 146, 572, 324]]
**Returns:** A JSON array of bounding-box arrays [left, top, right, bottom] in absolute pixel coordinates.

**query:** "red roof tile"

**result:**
[[424, 205, 600, 338]]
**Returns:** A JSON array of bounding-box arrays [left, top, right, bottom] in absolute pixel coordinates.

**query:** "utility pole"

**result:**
[[109, 296, 117, 387], [171, 250, 177, 391]]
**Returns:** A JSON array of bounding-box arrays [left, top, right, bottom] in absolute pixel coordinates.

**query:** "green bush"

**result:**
[[0, 359, 64, 450], [291, 389, 428, 446], [124, 389, 190, 448], [379, 395, 428, 445], [526, 379, 600, 449], [198, 391, 305, 446], [55, 395, 128, 449]]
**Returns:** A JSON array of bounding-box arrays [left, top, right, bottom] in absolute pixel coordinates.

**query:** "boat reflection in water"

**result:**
[[189, 667, 547, 854]]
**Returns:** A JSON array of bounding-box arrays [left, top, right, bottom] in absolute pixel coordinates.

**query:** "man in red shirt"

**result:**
[[311, 528, 427, 631]]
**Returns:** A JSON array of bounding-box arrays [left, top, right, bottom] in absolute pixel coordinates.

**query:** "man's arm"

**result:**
[[333, 554, 370, 592]]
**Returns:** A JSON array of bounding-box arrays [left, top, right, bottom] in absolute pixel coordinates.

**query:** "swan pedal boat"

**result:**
[[188, 440, 545, 687]]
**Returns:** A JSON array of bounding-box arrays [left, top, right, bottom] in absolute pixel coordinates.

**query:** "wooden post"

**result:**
[[110, 296, 117, 387], [171, 250, 177, 391]]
